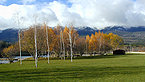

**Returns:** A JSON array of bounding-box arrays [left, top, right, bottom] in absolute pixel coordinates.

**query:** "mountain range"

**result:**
[[0, 26, 145, 45], [76, 26, 145, 36], [0, 29, 18, 43]]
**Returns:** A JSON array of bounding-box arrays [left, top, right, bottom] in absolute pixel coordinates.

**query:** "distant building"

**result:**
[[113, 50, 125, 55]]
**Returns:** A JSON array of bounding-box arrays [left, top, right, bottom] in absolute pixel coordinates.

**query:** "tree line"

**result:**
[[0, 41, 10, 57], [2, 24, 123, 63]]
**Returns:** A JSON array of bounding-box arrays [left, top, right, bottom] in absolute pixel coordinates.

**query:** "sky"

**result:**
[[0, 0, 145, 30]]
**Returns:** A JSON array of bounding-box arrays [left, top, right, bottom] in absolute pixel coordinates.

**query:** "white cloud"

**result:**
[[0, 4, 58, 29], [47, 0, 145, 28], [47, 1, 85, 26], [0, 0, 145, 29], [64, 0, 135, 27]]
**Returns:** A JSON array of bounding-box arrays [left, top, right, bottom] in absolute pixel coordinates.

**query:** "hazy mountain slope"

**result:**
[[0, 29, 18, 42]]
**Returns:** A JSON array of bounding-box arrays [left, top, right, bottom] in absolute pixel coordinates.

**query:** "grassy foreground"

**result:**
[[1, 55, 145, 81]]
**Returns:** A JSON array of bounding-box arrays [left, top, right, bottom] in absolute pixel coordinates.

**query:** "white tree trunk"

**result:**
[[15, 12, 22, 65], [61, 29, 65, 60], [18, 29, 22, 65], [34, 25, 38, 68], [68, 28, 73, 62], [59, 31, 62, 59], [34, 15, 38, 68], [46, 26, 50, 64]]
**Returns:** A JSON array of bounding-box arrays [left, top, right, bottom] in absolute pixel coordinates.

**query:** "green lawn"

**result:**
[[1, 55, 145, 82]]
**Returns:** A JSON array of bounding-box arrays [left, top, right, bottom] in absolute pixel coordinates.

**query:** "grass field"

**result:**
[[1, 54, 145, 82]]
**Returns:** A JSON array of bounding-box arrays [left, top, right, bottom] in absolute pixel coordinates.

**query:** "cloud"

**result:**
[[0, 0, 145, 29], [0, 4, 58, 29], [47, 0, 145, 28], [64, 0, 136, 27], [47, 1, 85, 27]]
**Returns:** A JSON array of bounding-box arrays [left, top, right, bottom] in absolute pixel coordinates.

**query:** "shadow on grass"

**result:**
[[74, 55, 126, 60], [0, 65, 144, 81], [23, 55, 125, 61]]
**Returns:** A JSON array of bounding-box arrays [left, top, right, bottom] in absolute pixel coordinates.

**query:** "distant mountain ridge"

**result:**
[[76, 26, 145, 36], [1, 26, 145, 45], [102, 26, 145, 32], [0, 29, 18, 42], [77, 26, 145, 45]]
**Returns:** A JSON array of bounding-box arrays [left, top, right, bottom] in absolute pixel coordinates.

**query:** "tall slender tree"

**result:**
[[41, 12, 50, 64], [68, 26, 73, 62], [14, 12, 24, 65], [45, 24, 50, 63], [33, 14, 38, 68], [61, 28, 65, 60]]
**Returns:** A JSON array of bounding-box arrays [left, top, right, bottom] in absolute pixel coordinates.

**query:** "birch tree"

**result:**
[[14, 12, 24, 65], [55, 25, 66, 60], [59, 28, 63, 59], [60, 28, 65, 60], [33, 14, 38, 68], [63, 26, 79, 61], [39, 12, 51, 63], [45, 24, 50, 63], [68, 26, 73, 62], [43, 19, 50, 63]]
